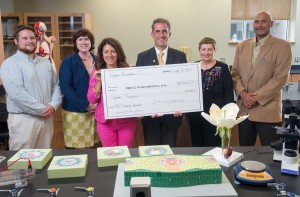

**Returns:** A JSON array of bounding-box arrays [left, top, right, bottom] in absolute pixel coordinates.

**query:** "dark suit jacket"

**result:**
[[136, 47, 187, 129]]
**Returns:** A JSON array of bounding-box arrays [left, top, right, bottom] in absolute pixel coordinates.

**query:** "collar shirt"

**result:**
[[155, 46, 168, 64], [252, 34, 270, 65], [0, 50, 62, 115]]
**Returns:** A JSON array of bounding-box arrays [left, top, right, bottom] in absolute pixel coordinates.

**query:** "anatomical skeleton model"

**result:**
[[34, 21, 57, 74]]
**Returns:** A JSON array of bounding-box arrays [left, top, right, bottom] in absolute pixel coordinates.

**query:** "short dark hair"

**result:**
[[95, 37, 129, 70], [151, 18, 171, 32], [198, 37, 216, 51], [13, 25, 37, 40], [72, 28, 95, 52]]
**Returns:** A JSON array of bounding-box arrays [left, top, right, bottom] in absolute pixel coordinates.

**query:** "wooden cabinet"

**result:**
[[56, 13, 92, 66], [289, 74, 300, 82], [232, 0, 291, 20], [1, 13, 92, 71], [24, 13, 55, 34], [1, 13, 23, 61]]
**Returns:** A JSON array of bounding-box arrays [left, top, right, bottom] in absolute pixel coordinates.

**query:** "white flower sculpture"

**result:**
[[201, 103, 248, 147]]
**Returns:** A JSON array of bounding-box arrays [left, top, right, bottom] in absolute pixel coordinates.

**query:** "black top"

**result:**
[[200, 60, 234, 112], [0, 147, 299, 197]]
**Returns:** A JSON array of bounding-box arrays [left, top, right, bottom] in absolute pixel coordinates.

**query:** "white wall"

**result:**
[[1, 0, 299, 65], [0, 0, 14, 12]]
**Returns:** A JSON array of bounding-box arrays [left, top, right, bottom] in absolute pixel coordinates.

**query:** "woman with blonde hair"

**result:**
[[187, 37, 234, 147]]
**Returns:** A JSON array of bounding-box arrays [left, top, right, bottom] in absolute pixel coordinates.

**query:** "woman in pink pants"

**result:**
[[87, 38, 136, 147]]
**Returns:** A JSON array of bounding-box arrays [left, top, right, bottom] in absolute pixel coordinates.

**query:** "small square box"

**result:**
[[138, 145, 174, 157], [47, 154, 88, 179], [8, 149, 52, 169], [97, 146, 131, 167]]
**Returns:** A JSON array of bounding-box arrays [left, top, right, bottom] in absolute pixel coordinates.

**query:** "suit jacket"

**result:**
[[136, 47, 187, 128], [231, 35, 292, 122], [59, 52, 95, 112], [136, 47, 187, 66]]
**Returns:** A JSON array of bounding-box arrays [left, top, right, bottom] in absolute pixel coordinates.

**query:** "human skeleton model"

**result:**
[[34, 21, 57, 74]]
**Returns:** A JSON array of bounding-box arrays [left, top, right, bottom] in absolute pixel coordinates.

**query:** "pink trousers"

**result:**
[[97, 118, 136, 148]]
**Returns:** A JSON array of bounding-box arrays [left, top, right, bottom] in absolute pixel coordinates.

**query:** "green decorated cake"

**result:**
[[47, 154, 88, 179], [8, 149, 52, 169], [138, 145, 174, 157], [124, 155, 222, 187], [97, 146, 131, 167]]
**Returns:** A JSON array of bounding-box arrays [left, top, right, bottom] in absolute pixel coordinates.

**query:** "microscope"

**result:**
[[271, 100, 300, 175]]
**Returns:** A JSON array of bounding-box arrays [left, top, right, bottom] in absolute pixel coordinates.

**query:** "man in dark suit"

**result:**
[[136, 18, 187, 147]]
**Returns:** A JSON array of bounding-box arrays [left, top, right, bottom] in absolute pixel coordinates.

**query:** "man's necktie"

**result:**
[[158, 51, 164, 65]]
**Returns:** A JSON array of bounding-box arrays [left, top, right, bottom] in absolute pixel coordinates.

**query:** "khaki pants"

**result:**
[[8, 113, 53, 150]]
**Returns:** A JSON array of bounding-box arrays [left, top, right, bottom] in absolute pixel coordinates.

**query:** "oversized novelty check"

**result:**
[[101, 63, 203, 119]]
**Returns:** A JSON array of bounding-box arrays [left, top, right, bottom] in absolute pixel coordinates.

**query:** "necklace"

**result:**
[[86, 64, 94, 70], [201, 60, 215, 70], [81, 56, 90, 61], [79, 53, 92, 61]]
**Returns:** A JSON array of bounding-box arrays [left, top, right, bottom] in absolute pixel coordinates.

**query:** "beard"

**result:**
[[18, 44, 37, 55]]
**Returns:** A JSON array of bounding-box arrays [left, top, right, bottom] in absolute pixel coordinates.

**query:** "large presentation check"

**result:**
[[101, 63, 203, 119]]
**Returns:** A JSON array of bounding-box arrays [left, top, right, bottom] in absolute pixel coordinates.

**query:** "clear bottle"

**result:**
[[232, 34, 237, 42]]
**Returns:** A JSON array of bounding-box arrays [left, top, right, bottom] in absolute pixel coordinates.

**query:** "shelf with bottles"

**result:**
[[1, 14, 23, 59], [1, 14, 23, 41]]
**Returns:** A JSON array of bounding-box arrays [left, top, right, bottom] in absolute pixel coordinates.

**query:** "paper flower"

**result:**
[[201, 103, 248, 148]]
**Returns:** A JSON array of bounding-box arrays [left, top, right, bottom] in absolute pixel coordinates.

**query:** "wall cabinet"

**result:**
[[1, 13, 23, 63], [1, 13, 92, 71], [231, 0, 291, 20], [56, 13, 92, 65]]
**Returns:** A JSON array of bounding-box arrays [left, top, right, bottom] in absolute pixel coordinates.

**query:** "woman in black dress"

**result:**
[[187, 37, 234, 147]]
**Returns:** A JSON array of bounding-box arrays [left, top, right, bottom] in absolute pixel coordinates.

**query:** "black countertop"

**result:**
[[0, 147, 299, 197], [290, 65, 300, 74]]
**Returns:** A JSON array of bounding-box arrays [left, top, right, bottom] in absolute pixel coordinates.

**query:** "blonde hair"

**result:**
[[198, 37, 216, 51]]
